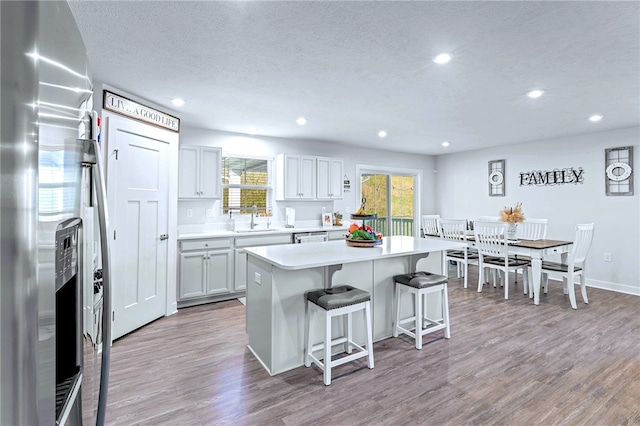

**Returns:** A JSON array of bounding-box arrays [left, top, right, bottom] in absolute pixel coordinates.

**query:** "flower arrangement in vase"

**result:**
[[499, 202, 524, 240]]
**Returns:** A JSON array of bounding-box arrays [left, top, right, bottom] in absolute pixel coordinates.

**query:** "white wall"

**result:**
[[434, 127, 639, 295], [178, 126, 436, 228]]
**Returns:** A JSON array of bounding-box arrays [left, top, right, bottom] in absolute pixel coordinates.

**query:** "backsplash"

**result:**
[[177, 199, 342, 228]]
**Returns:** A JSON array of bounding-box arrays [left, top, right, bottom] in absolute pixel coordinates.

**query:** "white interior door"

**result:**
[[106, 116, 171, 340]]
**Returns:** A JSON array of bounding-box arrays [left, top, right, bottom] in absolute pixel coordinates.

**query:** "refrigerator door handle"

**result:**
[[91, 138, 112, 426]]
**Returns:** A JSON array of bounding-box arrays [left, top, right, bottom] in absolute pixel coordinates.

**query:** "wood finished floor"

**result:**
[[105, 271, 640, 426]]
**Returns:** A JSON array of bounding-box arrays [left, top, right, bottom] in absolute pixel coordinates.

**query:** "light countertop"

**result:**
[[244, 236, 466, 270], [177, 225, 348, 240]]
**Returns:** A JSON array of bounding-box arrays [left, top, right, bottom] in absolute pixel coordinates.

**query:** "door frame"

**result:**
[[103, 112, 179, 340], [355, 164, 422, 237]]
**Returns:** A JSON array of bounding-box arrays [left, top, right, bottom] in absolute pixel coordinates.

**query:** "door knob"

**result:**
[[159, 234, 169, 240]]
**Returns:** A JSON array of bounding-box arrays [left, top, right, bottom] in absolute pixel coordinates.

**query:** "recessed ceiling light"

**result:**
[[171, 98, 185, 107], [248, 127, 258, 135], [527, 90, 544, 99], [433, 53, 452, 64], [296, 117, 307, 126], [378, 130, 387, 138], [442, 141, 450, 147], [588, 114, 603, 122]]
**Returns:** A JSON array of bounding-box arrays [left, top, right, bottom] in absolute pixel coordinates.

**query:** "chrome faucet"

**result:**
[[250, 205, 258, 229]]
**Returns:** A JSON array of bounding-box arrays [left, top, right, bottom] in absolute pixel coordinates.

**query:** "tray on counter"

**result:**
[[345, 238, 383, 247], [350, 213, 377, 220]]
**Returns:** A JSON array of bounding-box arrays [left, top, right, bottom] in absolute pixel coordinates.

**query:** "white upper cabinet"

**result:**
[[316, 157, 344, 199], [178, 146, 221, 199], [276, 154, 317, 200]]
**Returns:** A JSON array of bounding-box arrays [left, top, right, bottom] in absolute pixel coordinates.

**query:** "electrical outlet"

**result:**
[[603, 252, 612, 262], [254, 272, 261, 284], [186, 208, 193, 218]]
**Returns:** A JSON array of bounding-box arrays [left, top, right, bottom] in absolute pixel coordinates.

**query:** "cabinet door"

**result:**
[[283, 155, 301, 199], [178, 251, 207, 299], [317, 157, 343, 199], [316, 157, 332, 199], [206, 249, 233, 295], [199, 147, 221, 198], [178, 146, 200, 198], [234, 248, 247, 291], [329, 158, 344, 199], [299, 156, 316, 199]]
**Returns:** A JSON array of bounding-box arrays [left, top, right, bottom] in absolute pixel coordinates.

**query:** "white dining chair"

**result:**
[[517, 218, 548, 240], [476, 216, 500, 222], [474, 221, 529, 300], [541, 223, 594, 309], [439, 219, 478, 289], [421, 214, 440, 237], [513, 218, 548, 294]]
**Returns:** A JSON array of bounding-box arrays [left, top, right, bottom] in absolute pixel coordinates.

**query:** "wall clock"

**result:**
[[488, 159, 505, 196], [605, 146, 633, 196]]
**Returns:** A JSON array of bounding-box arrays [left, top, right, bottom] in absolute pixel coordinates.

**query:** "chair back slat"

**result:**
[[571, 223, 595, 265], [474, 221, 508, 257], [518, 218, 548, 240], [477, 216, 500, 222], [440, 219, 467, 241], [421, 214, 441, 237]]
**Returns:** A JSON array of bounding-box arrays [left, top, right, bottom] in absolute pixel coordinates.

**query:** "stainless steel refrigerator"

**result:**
[[1, 1, 111, 425]]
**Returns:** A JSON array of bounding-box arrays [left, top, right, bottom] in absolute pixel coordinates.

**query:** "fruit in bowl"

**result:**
[[347, 224, 382, 242]]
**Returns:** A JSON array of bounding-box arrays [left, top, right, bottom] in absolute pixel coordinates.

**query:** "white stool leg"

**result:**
[[442, 284, 451, 339], [393, 284, 401, 338], [346, 311, 353, 354], [364, 301, 374, 369], [324, 311, 332, 385], [304, 301, 311, 368], [415, 288, 423, 350]]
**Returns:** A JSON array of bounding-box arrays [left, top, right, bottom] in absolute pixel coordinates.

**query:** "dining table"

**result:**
[[428, 234, 574, 305]]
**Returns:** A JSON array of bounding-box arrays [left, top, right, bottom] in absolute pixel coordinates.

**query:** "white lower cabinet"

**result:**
[[178, 238, 233, 306], [178, 233, 293, 307]]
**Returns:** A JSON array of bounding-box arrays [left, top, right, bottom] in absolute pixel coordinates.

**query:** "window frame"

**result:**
[[221, 154, 273, 215]]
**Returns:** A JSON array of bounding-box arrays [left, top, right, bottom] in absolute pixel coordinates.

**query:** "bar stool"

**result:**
[[304, 285, 374, 385], [393, 271, 450, 349]]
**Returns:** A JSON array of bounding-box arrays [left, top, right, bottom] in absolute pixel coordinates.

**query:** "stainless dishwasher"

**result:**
[[292, 231, 329, 244]]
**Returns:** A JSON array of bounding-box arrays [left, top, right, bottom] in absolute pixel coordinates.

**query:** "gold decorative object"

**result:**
[[499, 202, 525, 223]]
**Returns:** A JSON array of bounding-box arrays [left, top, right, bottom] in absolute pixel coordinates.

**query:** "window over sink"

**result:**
[[222, 156, 272, 215]]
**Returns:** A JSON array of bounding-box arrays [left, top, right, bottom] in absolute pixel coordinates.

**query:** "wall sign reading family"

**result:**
[[103, 90, 180, 132], [519, 167, 584, 186]]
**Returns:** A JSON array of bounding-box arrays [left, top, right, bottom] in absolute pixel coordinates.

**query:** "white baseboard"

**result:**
[[584, 278, 640, 296], [529, 271, 640, 296]]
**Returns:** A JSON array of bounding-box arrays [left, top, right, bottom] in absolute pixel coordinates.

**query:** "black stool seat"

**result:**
[[306, 285, 370, 311], [394, 271, 447, 289]]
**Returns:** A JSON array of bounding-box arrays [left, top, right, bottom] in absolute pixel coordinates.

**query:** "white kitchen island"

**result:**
[[244, 236, 466, 376]]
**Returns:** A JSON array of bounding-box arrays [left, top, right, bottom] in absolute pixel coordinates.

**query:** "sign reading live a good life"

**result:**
[[519, 167, 584, 186], [103, 90, 180, 132]]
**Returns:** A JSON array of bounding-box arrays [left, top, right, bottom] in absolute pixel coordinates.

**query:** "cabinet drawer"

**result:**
[[180, 238, 232, 251], [235, 234, 292, 248]]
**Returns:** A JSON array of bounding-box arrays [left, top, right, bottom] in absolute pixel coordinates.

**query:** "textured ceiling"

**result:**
[[68, 1, 640, 155]]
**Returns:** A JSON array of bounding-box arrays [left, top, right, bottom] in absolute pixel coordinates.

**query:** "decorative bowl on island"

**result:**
[[346, 222, 383, 247]]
